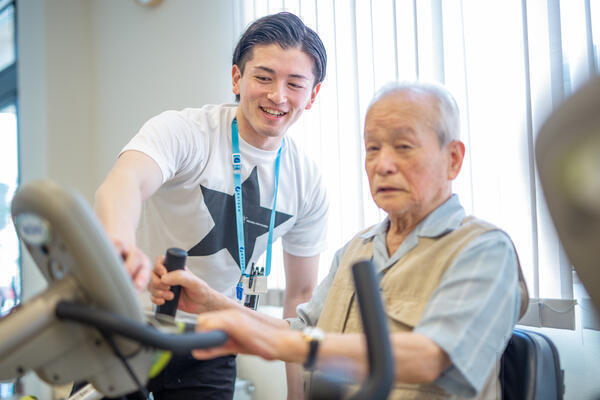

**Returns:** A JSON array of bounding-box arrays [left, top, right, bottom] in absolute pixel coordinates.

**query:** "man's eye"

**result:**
[[396, 145, 411, 150], [256, 76, 270, 82], [289, 83, 304, 89], [366, 146, 380, 152]]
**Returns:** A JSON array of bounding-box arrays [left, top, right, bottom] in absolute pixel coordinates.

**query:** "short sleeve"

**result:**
[[121, 110, 207, 183], [413, 230, 521, 397]]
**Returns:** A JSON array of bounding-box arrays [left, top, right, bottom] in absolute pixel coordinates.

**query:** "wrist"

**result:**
[[300, 326, 324, 370], [202, 283, 232, 312], [276, 329, 310, 364], [106, 232, 136, 250]]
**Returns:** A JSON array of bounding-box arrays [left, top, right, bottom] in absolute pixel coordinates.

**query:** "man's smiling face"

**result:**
[[232, 44, 320, 150]]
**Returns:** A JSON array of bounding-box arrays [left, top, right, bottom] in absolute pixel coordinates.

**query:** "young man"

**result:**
[[94, 12, 328, 400]]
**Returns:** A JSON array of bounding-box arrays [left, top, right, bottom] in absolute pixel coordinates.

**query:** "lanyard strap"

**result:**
[[266, 142, 282, 277], [231, 118, 283, 276]]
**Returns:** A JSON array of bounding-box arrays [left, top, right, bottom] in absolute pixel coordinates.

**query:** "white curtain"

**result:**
[[237, 0, 599, 329]]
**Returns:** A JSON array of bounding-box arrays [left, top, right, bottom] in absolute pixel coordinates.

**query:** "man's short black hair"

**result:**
[[232, 12, 327, 102]]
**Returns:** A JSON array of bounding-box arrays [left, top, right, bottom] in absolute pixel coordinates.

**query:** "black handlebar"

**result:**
[[349, 260, 395, 400], [57, 259, 393, 398], [56, 301, 227, 354], [156, 248, 187, 317], [309, 260, 395, 400]]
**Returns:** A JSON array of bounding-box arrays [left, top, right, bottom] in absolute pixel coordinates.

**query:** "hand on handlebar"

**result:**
[[149, 256, 220, 315], [111, 237, 151, 291], [191, 309, 298, 362]]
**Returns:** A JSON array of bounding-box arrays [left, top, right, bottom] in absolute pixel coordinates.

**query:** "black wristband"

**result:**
[[303, 338, 320, 370]]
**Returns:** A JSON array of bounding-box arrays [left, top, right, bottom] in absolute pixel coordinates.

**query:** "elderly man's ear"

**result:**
[[446, 140, 466, 181]]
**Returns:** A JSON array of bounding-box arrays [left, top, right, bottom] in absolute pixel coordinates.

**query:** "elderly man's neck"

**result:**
[[386, 215, 420, 256], [385, 194, 452, 256]]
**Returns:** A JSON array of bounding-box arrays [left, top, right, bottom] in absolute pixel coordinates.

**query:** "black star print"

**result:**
[[188, 167, 292, 269]]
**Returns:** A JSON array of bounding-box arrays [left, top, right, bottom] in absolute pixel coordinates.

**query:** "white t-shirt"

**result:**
[[122, 104, 328, 315]]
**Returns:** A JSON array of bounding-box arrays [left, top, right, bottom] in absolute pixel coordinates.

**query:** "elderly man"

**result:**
[[151, 82, 528, 399]]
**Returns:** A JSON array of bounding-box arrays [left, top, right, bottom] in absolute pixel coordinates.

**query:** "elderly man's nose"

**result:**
[[375, 151, 397, 174]]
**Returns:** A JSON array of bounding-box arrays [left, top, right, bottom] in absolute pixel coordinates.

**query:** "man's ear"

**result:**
[[232, 65, 242, 96], [304, 82, 322, 110], [447, 140, 465, 180]]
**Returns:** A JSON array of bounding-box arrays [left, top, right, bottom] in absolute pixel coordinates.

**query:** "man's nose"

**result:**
[[267, 82, 287, 104], [375, 148, 398, 175]]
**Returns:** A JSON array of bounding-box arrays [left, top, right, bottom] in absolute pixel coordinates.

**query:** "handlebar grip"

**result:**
[[156, 248, 187, 317], [56, 301, 228, 354], [308, 260, 394, 400], [349, 260, 394, 400]]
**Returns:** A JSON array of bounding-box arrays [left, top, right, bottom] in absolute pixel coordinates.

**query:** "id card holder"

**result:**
[[243, 274, 267, 294], [237, 264, 267, 310]]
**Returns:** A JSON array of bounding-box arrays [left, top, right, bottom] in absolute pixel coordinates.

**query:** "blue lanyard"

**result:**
[[231, 118, 283, 277]]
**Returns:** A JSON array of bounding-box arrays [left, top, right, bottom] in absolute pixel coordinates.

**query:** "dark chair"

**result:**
[[500, 328, 565, 400]]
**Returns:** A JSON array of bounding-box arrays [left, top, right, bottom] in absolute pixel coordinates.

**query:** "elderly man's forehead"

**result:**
[[370, 89, 436, 111], [366, 94, 436, 127]]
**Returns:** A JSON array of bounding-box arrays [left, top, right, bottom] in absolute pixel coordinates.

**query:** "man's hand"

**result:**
[[111, 237, 151, 291], [149, 256, 235, 314]]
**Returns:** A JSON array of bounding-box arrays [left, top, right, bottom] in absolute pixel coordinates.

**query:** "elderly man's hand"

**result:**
[[110, 237, 151, 291], [191, 309, 301, 362]]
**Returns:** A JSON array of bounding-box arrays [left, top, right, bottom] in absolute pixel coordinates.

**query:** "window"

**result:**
[[241, 0, 598, 329], [0, 104, 18, 316], [0, 0, 18, 397]]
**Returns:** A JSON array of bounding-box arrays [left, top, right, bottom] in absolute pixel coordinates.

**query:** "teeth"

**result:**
[[262, 107, 285, 116]]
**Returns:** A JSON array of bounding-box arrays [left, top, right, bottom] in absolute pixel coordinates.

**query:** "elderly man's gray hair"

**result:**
[[367, 81, 460, 146]]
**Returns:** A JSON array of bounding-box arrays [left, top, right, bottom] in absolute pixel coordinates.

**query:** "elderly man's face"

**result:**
[[364, 92, 462, 221]]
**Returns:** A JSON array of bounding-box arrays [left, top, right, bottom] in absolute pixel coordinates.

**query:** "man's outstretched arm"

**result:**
[[190, 309, 450, 384], [94, 150, 163, 290]]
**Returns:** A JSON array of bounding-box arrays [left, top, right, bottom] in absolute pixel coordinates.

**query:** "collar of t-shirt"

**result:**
[[235, 126, 285, 164]]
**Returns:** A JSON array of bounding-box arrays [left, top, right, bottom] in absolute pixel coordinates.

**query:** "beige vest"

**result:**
[[316, 216, 529, 400]]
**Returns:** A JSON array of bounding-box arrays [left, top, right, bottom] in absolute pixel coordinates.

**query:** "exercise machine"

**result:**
[[0, 180, 394, 399], [536, 75, 600, 310], [0, 180, 226, 399]]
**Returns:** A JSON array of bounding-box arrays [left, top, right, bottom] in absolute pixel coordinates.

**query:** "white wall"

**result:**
[[89, 0, 236, 188], [19, 0, 235, 202]]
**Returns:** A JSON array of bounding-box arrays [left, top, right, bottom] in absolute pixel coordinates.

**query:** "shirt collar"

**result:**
[[360, 194, 466, 240]]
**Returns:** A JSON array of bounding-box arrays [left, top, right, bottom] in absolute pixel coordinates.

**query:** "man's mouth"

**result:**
[[377, 186, 402, 193], [260, 106, 287, 117]]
